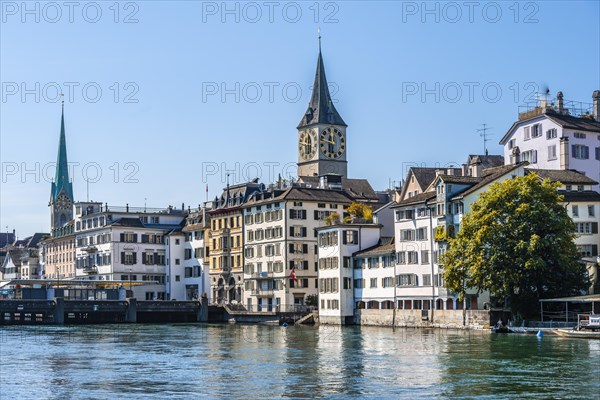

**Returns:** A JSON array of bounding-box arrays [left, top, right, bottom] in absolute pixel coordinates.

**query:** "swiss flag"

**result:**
[[290, 267, 297, 282]]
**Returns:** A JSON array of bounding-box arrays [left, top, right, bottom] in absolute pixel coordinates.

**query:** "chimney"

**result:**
[[556, 91, 564, 114], [593, 90, 600, 121], [560, 137, 570, 170], [446, 168, 455, 176], [461, 163, 469, 176]]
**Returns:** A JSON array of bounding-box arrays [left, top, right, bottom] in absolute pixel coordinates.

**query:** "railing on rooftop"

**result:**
[[518, 97, 594, 121]]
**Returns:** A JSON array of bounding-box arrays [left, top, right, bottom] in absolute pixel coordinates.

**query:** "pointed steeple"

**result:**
[[297, 40, 346, 129], [51, 102, 73, 202]]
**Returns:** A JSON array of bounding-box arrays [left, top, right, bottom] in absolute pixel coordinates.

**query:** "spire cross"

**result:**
[[318, 27, 321, 51]]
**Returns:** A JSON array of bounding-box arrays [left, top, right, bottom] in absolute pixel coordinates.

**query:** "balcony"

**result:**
[[83, 265, 98, 274], [82, 246, 98, 253], [251, 289, 274, 297], [249, 271, 274, 279]]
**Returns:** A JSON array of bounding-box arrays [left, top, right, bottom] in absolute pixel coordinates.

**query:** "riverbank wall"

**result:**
[[319, 309, 491, 329]]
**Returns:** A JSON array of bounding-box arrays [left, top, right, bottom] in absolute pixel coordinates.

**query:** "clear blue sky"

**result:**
[[1, 1, 599, 236]]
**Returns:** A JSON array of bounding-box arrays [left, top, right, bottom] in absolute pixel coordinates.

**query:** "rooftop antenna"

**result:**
[[476, 124, 492, 155], [144, 198, 147, 212], [85, 177, 90, 202]]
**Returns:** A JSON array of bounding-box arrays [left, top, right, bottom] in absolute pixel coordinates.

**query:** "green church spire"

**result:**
[[51, 102, 73, 202]]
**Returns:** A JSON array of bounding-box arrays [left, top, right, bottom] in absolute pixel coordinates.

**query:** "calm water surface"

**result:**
[[0, 324, 598, 399]]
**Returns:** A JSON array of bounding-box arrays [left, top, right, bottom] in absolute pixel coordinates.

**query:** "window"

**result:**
[[574, 132, 587, 139], [577, 244, 598, 257], [546, 128, 557, 139], [343, 277, 352, 289], [314, 210, 331, 220], [572, 145, 589, 160], [289, 209, 307, 220], [524, 126, 530, 140], [548, 145, 557, 160], [588, 205, 595, 217], [421, 250, 429, 264], [319, 231, 339, 247], [407, 251, 418, 264], [575, 222, 598, 234], [422, 274, 432, 286], [572, 205, 579, 217], [400, 230, 415, 241], [416, 227, 428, 241], [396, 252, 406, 264], [531, 123, 542, 138], [342, 230, 358, 244], [318, 257, 339, 270], [596, 147, 600, 161], [382, 277, 394, 288], [397, 274, 418, 286], [508, 139, 516, 149], [521, 150, 537, 163], [370, 278, 377, 288], [343, 256, 351, 268], [290, 226, 307, 237]]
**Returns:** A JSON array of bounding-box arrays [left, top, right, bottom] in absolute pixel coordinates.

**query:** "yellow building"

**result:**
[[206, 179, 262, 303]]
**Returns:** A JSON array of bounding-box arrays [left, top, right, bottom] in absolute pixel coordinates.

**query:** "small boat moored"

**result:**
[[553, 314, 600, 339]]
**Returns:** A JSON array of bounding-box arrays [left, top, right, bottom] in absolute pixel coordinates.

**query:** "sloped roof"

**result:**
[[545, 113, 600, 132], [296, 176, 378, 201], [500, 109, 600, 144], [285, 187, 353, 203], [557, 190, 600, 202], [297, 49, 346, 129], [526, 169, 598, 185], [411, 167, 438, 189], [392, 191, 436, 207], [437, 175, 482, 184], [453, 164, 523, 199], [354, 237, 395, 257], [0, 232, 15, 248], [468, 154, 504, 169]]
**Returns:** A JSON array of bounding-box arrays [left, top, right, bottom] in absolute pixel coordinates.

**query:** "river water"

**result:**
[[0, 324, 598, 399]]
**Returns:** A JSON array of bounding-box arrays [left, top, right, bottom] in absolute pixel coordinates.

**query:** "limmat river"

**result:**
[[0, 324, 598, 399]]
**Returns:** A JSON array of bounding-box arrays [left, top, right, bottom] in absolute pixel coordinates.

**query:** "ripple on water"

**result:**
[[1, 325, 599, 399]]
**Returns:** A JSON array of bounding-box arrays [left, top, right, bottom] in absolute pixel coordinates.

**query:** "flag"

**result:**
[[290, 267, 297, 282]]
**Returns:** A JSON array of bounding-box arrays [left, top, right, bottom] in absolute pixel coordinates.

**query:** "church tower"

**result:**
[[297, 39, 348, 178], [49, 102, 74, 231]]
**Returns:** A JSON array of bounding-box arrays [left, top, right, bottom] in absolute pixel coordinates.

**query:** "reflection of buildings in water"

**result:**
[[282, 325, 324, 398]]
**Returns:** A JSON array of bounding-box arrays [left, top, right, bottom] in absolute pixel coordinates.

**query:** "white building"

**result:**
[[166, 208, 210, 301], [73, 202, 186, 300], [500, 90, 600, 189], [316, 223, 382, 324]]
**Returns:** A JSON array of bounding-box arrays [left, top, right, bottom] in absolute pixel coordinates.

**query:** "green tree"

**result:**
[[441, 174, 588, 318], [305, 294, 318, 307]]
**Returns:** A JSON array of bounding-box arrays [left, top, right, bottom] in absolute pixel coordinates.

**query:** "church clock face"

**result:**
[[299, 129, 317, 161], [56, 194, 71, 211], [320, 127, 345, 159]]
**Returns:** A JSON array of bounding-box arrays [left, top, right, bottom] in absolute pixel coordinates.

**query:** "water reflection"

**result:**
[[0, 325, 598, 399]]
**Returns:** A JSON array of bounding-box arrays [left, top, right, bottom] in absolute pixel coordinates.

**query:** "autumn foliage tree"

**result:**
[[442, 174, 588, 318]]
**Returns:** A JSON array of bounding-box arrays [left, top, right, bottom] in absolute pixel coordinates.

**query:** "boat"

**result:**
[[553, 329, 600, 339], [553, 314, 600, 339]]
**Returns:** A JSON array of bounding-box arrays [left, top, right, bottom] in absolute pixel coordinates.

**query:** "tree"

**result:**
[[346, 202, 373, 223], [324, 212, 340, 226], [305, 294, 318, 307], [441, 174, 588, 318]]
